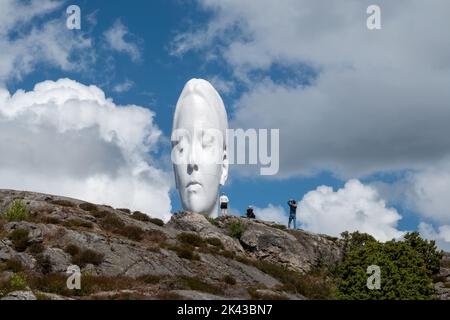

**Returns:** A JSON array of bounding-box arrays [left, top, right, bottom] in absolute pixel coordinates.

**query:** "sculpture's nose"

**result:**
[[187, 143, 199, 174]]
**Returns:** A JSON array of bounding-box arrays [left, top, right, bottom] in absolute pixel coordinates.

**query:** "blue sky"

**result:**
[[1, 0, 450, 248]]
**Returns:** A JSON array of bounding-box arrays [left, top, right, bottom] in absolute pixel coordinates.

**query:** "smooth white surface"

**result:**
[[171, 79, 228, 216]]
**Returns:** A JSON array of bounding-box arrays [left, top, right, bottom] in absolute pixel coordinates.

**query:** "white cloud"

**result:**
[[0, 0, 94, 84], [419, 222, 450, 251], [104, 20, 141, 62], [173, 0, 450, 179], [207, 75, 235, 95], [0, 78, 172, 221], [404, 159, 450, 224], [253, 204, 287, 225], [371, 158, 450, 225], [298, 180, 404, 241], [113, 79, 134, 93]]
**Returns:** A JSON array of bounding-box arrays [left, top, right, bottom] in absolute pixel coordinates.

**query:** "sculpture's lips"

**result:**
[[186, 181, 202, 188]]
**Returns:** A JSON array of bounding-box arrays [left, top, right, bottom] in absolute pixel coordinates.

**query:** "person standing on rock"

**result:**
[[219, 192, 229, 216], [287, 199, 297, 229]]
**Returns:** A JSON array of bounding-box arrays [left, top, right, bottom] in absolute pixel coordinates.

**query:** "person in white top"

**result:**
[[219, 192, 229, 216]]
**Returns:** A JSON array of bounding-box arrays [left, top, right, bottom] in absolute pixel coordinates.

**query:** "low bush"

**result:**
[[228, 221, 246, 239], [177, 232, 205, 247], [0, 259, 24, 273], [206, 217, 219, 227], [40, 216, 61, 225], [222, 274, 236, 285], [99, 213, 125, 231], [79, 202, 98, 212], [36, 254, 52, 274], [145, 230, 167, 244], [63, 219, 93, 229], [130, 211, 151, 222], [64, 244, 81, 256], [71, 249, 104, 267], [98, 213, 145, 242], [179, 276, 223, 295], [168, 244, 199, 260], [272, 224, 287, 230], [149, 218, 165, 227], [8, 228, 30, 252], [65, 245, 103, 267], [28, 243, 45, 255], [121, 225, 144, 241], [3, 200, 29, 222], [49, 199, 75, 207], [206, 237, 224, 249]]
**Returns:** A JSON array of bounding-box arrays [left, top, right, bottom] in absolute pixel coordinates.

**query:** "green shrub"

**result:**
[[28, 243, 45, 255], [206, 217, 219, 227], [222, 274, 236, 285], [27, 273, 136, 297], [41, 216, 61, 225], [177, 232, 205, 247], [98, 213, 145, 241], [168, 244, 199, 260], [92, 210, 109, 219], [3, 200, 29, 222], [36, 254, 52, 274], [139, 274, 165, 285], [179, 276, 223, 295], [0, 259, 24, 273], [65, 244, 81, 256], [71, 248, 104, 267], [49, 199, 75, 207], [99, 214, 125, 231], [145, 230, 167, 244], [272, 224, 287, 230], [220, 250, 236, 259], [228, 221, 246, 239], [79, 202, 98, 212], [156, 291, 184, 300], [63, 219, 93, 229], [206, 237, 224, 249], [0, 274, 28, 298], [131, 211, 151, 222], [337, 231, 441, 300], [9, 274, 28, 291], [149, 218, 164, 227], [121, 225, 144, 241], [8, 228, 30, 252]]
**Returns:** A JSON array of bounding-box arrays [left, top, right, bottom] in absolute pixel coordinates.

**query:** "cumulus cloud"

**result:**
[[104, 20, 142, 62], [419, 222, 450, 251], [403, 159, 450, 224], [173, 0, 450, 179], [0, 78, 172, 220], [0, 0, 93, 84], [207, 76, 235, 95], [298, 180, 404, 241], [253, 204, 287, 225]]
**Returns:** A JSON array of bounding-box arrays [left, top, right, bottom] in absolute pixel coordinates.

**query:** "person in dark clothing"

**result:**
[[287, 199, 297, 229], [246, 205, 256, 219]]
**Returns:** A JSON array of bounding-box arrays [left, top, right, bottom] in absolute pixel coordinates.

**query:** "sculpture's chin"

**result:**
[[181, 195, 215, 217]]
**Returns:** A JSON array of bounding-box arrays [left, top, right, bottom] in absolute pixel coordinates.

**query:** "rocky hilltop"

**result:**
[[0, 189, 449, 300]]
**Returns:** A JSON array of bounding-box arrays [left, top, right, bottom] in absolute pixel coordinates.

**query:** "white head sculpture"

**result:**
[[171, 78, 229, 216]]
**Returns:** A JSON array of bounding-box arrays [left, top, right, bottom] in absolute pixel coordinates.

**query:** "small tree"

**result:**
[[337, 231, 440, 300]]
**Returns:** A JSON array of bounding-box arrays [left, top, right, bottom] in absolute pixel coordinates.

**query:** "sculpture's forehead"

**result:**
[[175, 94, 221, 129]]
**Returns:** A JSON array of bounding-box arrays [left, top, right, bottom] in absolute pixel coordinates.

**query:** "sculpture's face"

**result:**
[[172, 93, 226, 216]]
